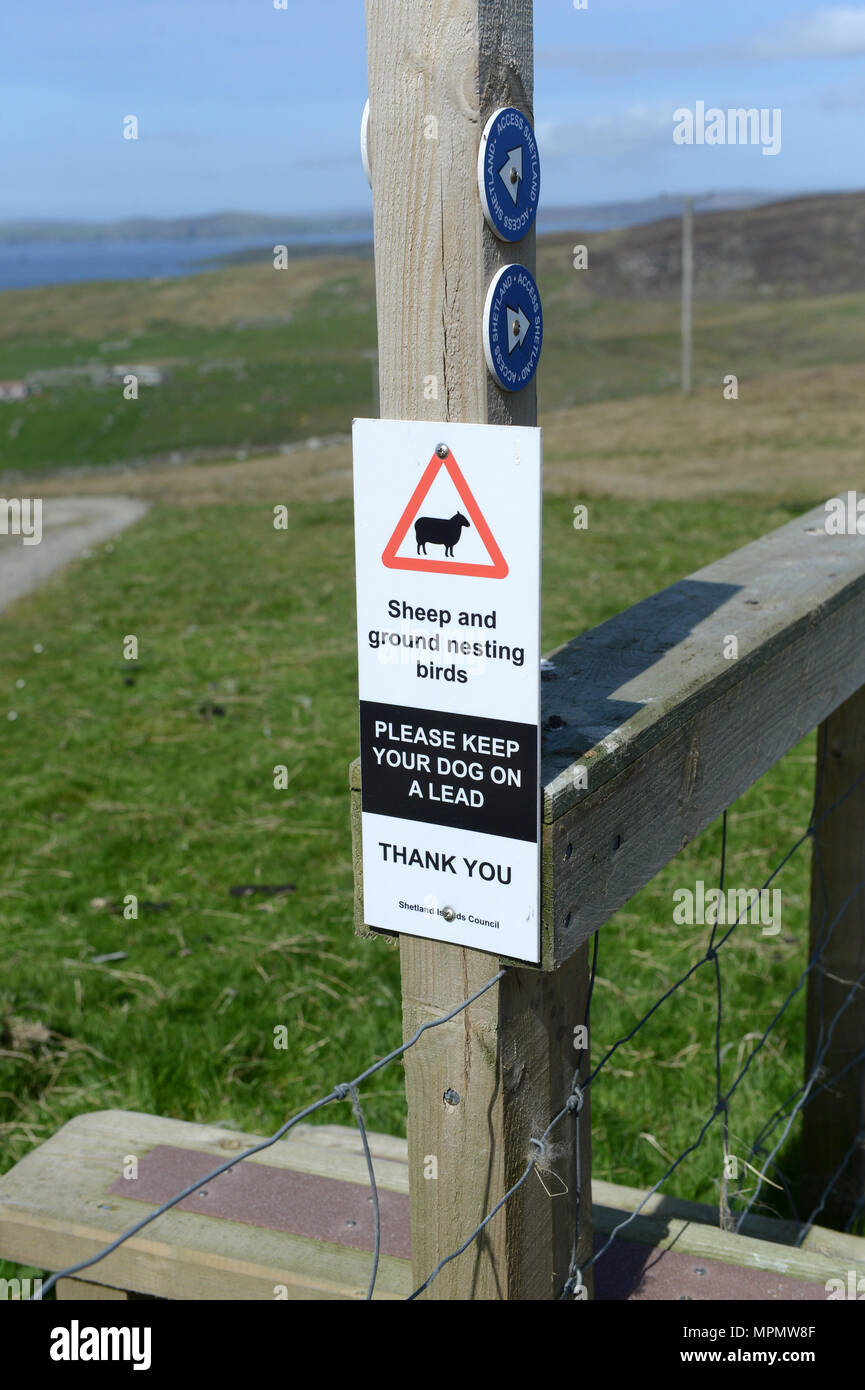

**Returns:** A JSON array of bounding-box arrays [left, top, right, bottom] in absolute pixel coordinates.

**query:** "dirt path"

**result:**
[[0, 496, 150, 615]]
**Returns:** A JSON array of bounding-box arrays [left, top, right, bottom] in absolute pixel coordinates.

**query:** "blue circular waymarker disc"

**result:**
[[482, 263, 543, 392], [477, 106, 540, 242]]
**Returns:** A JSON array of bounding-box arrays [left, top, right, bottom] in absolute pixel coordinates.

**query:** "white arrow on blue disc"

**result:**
[[483, 263, 543, 392], [506, 304, 530, 352], [498, 146, 522, 205], [478, 106, 540, 243]]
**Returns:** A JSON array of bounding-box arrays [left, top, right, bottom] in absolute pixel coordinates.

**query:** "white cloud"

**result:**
[[762, 7, 865, 57], [538, 5, 865, 72], [537, 106, 675, 160]]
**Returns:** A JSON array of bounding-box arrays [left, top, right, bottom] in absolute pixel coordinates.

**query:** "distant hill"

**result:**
[[0, 212, 374, 245], [541, 190, 865, 299], [1, 190, 862, 300], [0, 192, 780, 246], [538, 190, 777, 233]]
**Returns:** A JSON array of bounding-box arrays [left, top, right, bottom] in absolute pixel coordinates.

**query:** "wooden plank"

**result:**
[[307, 1123, 409, 1162], [592, 1180, 865, 1287], [803, 687, 865, 1227], [543, 501, 865, 823], [0, 1109, 411, 1301], [364, 0, 592, 1298], [592, 1178, 865, 1280], [4, 1114, 861, 1297], [56, 1278, 133, 1301], [546, 502, 865, 961]]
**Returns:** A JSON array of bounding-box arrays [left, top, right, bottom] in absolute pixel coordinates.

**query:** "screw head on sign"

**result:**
[[435, 443, 449, 458], [442, 904, 456, 921]]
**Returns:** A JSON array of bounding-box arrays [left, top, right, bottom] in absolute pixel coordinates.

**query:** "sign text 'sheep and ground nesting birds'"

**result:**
[[353, 419, 542, 963]]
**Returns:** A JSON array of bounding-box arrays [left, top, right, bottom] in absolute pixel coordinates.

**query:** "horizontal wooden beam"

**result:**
[[0, 1110, 412, 1301], [545, 498, 865, 962], [4, 1115, 863, 1297], [591, 1178, 865, 1287]]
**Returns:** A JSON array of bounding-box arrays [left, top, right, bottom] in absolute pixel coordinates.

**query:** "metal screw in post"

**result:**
[[435, 443, 449, 458], [443, 1088, 461, 1107], [442, 905, 456, 921]]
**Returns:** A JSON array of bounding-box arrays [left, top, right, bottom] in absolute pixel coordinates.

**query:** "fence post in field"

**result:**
[[363, 0, 593, 1299], [803, 689, 865, 1227]]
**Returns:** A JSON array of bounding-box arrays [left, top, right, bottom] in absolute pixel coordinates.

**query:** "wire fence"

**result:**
[[32, 736, 865, 1302]]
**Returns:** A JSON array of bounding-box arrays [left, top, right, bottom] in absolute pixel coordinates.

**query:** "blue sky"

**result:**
[[2, 0, 864, 221]]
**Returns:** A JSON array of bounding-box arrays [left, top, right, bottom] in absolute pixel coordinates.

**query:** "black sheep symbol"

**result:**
[[414, 511, 471, 558]]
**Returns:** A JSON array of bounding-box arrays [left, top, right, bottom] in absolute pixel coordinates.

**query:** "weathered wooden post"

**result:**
[[803, 689, 865, 1227], [359, 0, 592, 1299]]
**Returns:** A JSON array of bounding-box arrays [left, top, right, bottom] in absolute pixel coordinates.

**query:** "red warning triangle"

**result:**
[[381, 448, 508, 578]]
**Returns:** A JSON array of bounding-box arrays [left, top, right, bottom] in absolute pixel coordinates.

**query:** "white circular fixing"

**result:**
[[360, 98, 372, 188]]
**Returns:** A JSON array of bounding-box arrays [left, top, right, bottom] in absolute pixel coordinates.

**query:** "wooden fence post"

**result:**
[[803, 688, 865, 1227], [364, 0, 593, 1298]]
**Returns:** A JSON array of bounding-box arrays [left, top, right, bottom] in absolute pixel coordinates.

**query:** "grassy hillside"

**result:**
[[0, 190, 863, 480], [0, 260, 378, 475], [28, 360, 864, 516], [541, 189, 865, 299]]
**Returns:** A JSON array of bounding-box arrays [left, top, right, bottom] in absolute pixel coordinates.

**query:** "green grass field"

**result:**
[[0, 267, 377, 473], [3, 242, 865, 478]]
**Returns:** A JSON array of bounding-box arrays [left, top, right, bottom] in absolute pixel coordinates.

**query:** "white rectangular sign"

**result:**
[[353, 417, 542, 963]]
